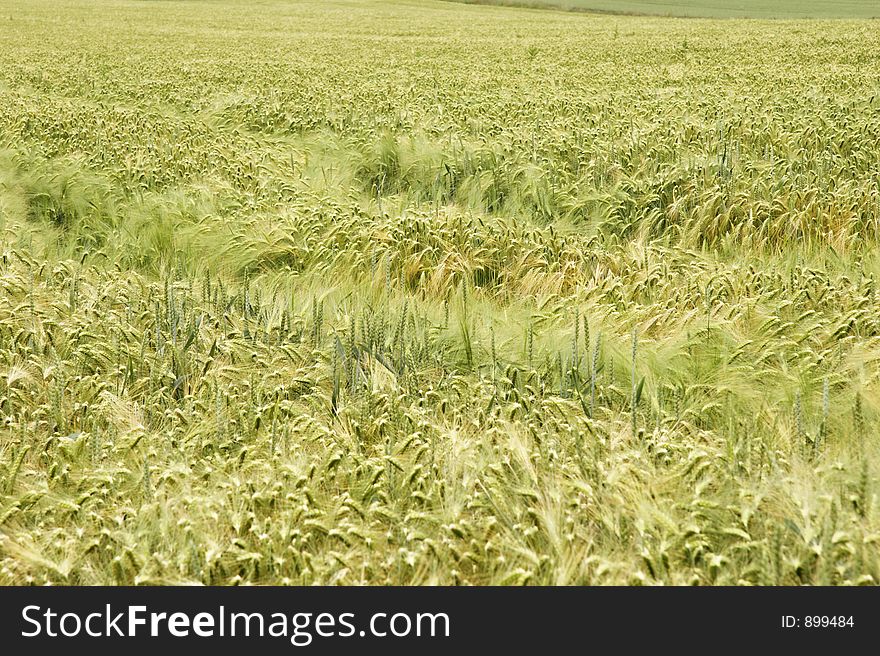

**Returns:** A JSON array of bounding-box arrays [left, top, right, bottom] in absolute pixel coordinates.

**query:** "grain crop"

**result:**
[[0, 0, 879, 585]]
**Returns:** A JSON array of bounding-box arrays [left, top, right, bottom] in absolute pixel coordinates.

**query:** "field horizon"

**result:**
[[1, 0, 879, 586], [448, 0, 880, 19]]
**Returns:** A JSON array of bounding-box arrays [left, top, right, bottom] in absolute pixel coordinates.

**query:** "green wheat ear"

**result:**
[[142, 457, 152, 503], [590, 331, 601, 419], [628, 328, 636, 435]]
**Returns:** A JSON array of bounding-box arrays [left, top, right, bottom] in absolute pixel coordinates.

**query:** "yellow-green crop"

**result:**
[[0, 0, 879, 585]]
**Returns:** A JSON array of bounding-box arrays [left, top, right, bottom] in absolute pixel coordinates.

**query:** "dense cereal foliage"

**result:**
[[454, 0, 880, 19], [1, 0, 880, 585]]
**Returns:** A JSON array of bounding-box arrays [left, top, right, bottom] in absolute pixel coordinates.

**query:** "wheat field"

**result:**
[[0, 0, 879, 585], [453, 0, 880, 19]]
